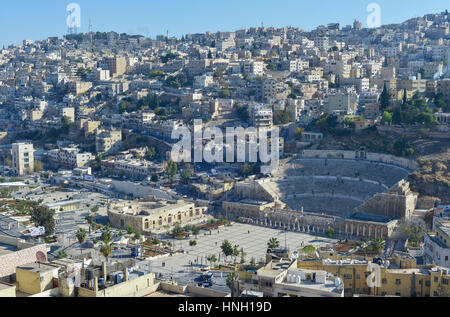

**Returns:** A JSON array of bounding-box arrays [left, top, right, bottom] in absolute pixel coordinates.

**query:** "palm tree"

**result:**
[[226, 272, 237, 296], [232, 245, 240, 264], [372, 238, 385, 253], [207, 254, 217, 268], [267, 237, 280, 249], [100, 242, 113, 262], [101, 225, 113, 244], [76, 228, 88, 255], [192, 227, 200, 239]]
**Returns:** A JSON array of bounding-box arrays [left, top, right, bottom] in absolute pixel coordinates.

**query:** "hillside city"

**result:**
[[0, 9, 449, 299]]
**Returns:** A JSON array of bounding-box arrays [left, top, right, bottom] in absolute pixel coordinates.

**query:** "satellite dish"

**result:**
[[36, 251, 47, 263]]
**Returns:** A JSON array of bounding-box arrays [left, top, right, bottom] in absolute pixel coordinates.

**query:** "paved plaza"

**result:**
[[147, 222, 337, 289]]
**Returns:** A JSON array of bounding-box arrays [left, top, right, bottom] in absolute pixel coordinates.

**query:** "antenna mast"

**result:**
[[89, 18, 93, 47]]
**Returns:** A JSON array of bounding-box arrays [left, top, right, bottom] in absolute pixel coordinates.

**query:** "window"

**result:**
[[356, 275, 361, 280], [344, 274, 352, 280], [446, 256, 449, 262], [425, 281, 431, 287], [434, 277, 439, 282], [396, 279, 401, 285], [443, 279, 449, 285], [382, 278, 387, 284], [395, 292, 401, 296]]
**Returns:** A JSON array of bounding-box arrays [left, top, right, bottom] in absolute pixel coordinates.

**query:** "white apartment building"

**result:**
[[242, 60, 265, 76], [11, 143, 34, 176], [314, 37, 329, 51], [251, 104, 273, 128], [47, 147, 93, 169], [193, 75, 214, 89], [359, 91, 380, 106], [216, 38, 236, 52], [325, 91, 358, 115], [424, 219, 450, 268], [92, 68, 110, 82], [95, 129, 122, 155]]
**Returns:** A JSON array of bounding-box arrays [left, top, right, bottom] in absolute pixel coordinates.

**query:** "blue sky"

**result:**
[[0, 0, 448, 47]]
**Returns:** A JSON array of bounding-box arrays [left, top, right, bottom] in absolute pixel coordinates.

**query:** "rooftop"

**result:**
[[44, 199, 85, 208], [348, 212, 392, 224], [0, 282, 15, 291], [17, 262, 58, 274], [0, 242, 17, 256], [110, 199, 193, 217]]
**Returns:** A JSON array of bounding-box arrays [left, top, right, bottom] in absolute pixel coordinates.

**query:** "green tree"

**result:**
[[145, 147, 157, 161], [34, 161, 44, 172], [240, 251, 247, 264], [76, 228, 88, 254], [166, 159, 178, 184], [126, 226, 134, 235], [226, 272, 237, 295], [101, 225, 113, 244], [57, 250, 68, 259], [326, 228, 335, 238], [4, 158, 12, 168], [172, 222, 184, 235], [381, 111, 393, 125], [301, 245, 316, 256], [219, 87, 231, 99], [235, 104, 249, 122], [380, 83, 390, 111], [189, 240, 197, 247], [402, 89, 408, 105], [267, 237, 280, 249], [100, 242, 113, 261], [371, 238, 385, 253], [295, 127, 305, 140], [207, 254, 218, 267], [232, 245, 240, 264], [221, 240, 234, 262], [31, 206, 55, 236], [191, 227, 200, 239], [180, 169, 193, 184], [61, 116, 72, 130], [274, 110, 292, 125]]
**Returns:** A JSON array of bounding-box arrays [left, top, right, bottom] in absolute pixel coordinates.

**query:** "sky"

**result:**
[[0, 0, 448, 47]]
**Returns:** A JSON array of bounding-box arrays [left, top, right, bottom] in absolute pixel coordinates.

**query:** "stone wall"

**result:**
[[356, 181, 418, 220], [301, 150, 418, 170], [0, 238, 47, 280]]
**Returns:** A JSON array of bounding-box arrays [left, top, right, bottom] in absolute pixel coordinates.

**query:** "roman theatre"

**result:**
[[222, 150, 420, 239]]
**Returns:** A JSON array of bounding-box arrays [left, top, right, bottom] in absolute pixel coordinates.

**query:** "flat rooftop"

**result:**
[[0, 282, 15, 291], [145, 291, 195, 298], [348, 212, 392, 224], [239, 199, 273, 206], [17, 262, 57, 274], [437, 221, 450, 237], [44, 199, 85, 208], [0, 242, 17, 256]]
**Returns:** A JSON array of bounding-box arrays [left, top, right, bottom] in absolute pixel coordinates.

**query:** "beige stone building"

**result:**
[[104, 56, 127, 77], [108, 199, 207, 234], [95, 129, 122, 155]]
